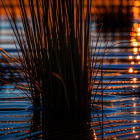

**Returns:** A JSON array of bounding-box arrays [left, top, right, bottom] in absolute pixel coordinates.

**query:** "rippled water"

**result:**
[[1, 0, 140, 139], [0, 86, 33, 140], [91, 95, 140, 139], [90, 0, 140, 139]]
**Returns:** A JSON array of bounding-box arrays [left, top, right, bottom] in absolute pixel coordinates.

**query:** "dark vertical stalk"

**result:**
[[1, 0, 92, 111], [101, 55, 103, 139]]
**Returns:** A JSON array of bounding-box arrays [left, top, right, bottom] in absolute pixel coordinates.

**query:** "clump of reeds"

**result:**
[[1, 0, 93, 110]]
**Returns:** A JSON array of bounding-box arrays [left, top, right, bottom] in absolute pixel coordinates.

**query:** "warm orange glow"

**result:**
[[129, 56, 133, 59], [132, 98, 135, 101], [133, 48, 138, 54], [134, 1, 140, 6], [134, 120, 137, 122], [132, 85, 136, 88], [132, 27, 137, 32], [133, 130, 135, 133], [132, 7, 139, 13], [138, 61, 140, 64], [129, 68, 133, 73], [133, 23, 138, 28], [134, 111, 137, 114], [134, 52, 138, 55], [136, 135, 138, 138], [137, 32, 140, 36], [133, 3, 139, 20], [131, 38, 136, 42], [131, 61, 135, 65], [134, 70, 137, 73], [137, 56, 140, 59], [132, 42, 138, 46], [130, 32, 137, 36], [133, 78, 137, 81], [138, 27, 140, 32]]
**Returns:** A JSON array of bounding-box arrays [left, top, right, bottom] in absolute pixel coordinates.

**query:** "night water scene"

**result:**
[[1, 0, 140, 139]]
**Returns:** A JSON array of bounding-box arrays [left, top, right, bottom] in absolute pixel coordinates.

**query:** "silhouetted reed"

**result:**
[[1, 0, 132, 111], [1, 0, 93, 110]]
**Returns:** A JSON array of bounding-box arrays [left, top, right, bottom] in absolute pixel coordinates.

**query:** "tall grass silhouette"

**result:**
[[1, 0, 131, 111], [1, 0, 93, 110]]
